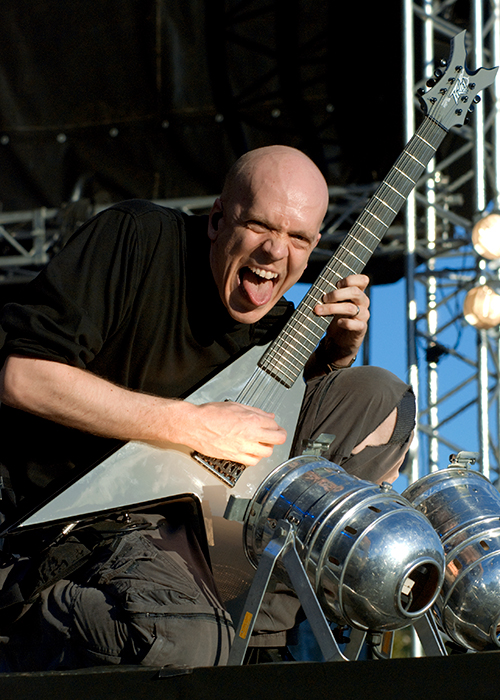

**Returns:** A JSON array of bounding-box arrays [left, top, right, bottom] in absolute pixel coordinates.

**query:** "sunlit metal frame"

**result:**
[[404, 0, 500, 485]]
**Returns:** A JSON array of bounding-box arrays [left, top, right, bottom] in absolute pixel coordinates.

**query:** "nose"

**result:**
[[260, 232, 288, 260]]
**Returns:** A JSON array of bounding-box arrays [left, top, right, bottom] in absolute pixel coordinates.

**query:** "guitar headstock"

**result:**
[[419, 30, 498, 130]]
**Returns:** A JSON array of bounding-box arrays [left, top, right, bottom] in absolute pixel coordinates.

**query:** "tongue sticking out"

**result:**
[[240, 268, 275, 306]]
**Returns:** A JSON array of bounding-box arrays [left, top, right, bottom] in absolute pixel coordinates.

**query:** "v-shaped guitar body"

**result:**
[[14, 344, 305, 530]]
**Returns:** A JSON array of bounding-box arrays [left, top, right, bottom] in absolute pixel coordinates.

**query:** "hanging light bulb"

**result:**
[[472, 213, 500, 260], [463, 284, 500, 329]]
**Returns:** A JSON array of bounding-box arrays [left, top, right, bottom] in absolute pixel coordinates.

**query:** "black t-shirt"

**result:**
[[0, 200, 292, 508]]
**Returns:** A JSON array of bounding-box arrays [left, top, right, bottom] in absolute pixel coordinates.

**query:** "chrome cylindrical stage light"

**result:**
[[244, 455, 445, 632], [403, 465, 500, 650]]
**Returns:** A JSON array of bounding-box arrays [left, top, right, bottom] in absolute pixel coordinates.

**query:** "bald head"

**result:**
[[221, 145, 329, 229]]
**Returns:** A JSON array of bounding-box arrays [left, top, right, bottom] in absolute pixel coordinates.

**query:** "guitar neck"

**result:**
[[259, 115, 449, 388]]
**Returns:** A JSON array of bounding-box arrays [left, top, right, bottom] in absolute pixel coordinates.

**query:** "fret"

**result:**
[[345, 236, 372, 254], [356, 222, 381, 239], [284, 312, 326, 337], [385, 171, 417, 198], [272, 342, 311, 366], [333, 259, 357, 276], [363, 208, 389, 228], [268, 352, 304, 377], [394, 165, 416, 185], [279, 323, 317, 347], [341, 247, 365, 267], [383, 181, 405, 200], [263, 352, 314, 379], [405, 151, 425, 168], [315, 271, 337, 289], [264, 364, 296, 386], [414, 132, 434, 149], [266, 317, 324, 358], [270, 314, 319, 346], [373, 194, 397, 215]]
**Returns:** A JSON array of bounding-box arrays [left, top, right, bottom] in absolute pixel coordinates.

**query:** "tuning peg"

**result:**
[[426, 78, 437, 88], [468, 104, 475, 113], [434, 69, 443, 78], [473, 95, 481, 104], [417, 87, 426, 96]]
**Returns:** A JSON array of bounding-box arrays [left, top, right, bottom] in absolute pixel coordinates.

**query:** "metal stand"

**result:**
[[227, 519, 448, 665]]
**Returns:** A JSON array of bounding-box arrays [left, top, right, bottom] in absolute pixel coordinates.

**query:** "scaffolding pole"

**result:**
[[404, 0, 500, 483]]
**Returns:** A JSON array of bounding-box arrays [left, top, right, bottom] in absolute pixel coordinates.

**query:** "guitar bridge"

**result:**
[[191, 451, 246, 487]]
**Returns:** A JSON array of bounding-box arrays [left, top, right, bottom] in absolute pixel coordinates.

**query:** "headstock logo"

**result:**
[[450, 69, 470, 104]]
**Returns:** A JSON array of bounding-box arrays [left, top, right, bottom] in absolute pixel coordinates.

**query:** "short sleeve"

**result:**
[[0, 205, 144, 369]]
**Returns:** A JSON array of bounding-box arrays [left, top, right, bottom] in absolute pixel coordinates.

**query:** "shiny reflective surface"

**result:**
[[403, 467, 500, 650], [244, 455, 445, 632]]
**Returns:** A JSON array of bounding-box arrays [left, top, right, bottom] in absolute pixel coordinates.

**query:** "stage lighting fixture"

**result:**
[[463, 284, 500, 329], [472, 212, 500, 260], [403, 454, 500, 651], [243, 455, 445, 633]]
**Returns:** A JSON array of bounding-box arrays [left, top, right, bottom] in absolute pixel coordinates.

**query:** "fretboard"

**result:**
[[258, 115, 448, 388]]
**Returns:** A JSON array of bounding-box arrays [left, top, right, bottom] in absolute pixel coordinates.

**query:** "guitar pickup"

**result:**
[[191, 451, 247, 487]]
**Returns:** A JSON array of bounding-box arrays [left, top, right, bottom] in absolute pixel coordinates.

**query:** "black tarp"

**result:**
[[0, 0, 406, 212]]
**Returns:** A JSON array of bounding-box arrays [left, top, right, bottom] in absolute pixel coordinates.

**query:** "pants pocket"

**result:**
[[88, 531, 201, 608]]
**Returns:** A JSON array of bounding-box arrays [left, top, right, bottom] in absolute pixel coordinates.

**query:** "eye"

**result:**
[[290, 233, 311, 247], [247, 220, 271, 233]]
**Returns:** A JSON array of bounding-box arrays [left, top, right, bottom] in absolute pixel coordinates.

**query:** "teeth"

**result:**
[[249, 266, 278, 280]]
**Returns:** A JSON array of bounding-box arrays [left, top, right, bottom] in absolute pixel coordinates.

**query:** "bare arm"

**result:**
[[0, 355, 286, 466]]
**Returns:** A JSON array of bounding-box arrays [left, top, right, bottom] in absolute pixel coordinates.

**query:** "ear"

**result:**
[[208, 198, 223, 241]]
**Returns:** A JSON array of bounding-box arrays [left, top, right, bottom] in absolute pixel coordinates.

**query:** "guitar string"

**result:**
[[237, 61, 473, 409], [252, 78, 470, 400], [239, 119, 445, 407], [236, 116, 448, 413]]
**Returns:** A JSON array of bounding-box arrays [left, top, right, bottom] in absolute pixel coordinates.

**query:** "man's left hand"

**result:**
[[313, 274, 370, 367]]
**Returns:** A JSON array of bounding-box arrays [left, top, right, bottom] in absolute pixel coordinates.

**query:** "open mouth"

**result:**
[[239, 265, 279, 306]]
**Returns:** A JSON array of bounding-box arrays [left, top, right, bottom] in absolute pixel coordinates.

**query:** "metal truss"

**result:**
[[0, 208, 55, 286], [0, 183, 408, 287], [403, 0, 500, 484]]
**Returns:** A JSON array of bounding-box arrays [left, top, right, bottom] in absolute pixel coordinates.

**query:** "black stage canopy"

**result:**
[[0, 0, 409, 211], [0, 0, 473, 292]]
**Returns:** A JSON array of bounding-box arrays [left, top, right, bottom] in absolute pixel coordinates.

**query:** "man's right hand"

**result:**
[[0, 355, 286, 469], [178, 400, 287, 466]]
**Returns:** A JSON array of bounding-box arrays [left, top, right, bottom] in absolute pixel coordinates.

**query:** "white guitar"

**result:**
[[6, 31, 497, 535]]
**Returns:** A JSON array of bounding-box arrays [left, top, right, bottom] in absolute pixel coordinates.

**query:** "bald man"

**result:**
[[0, 146, 414, 670]]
